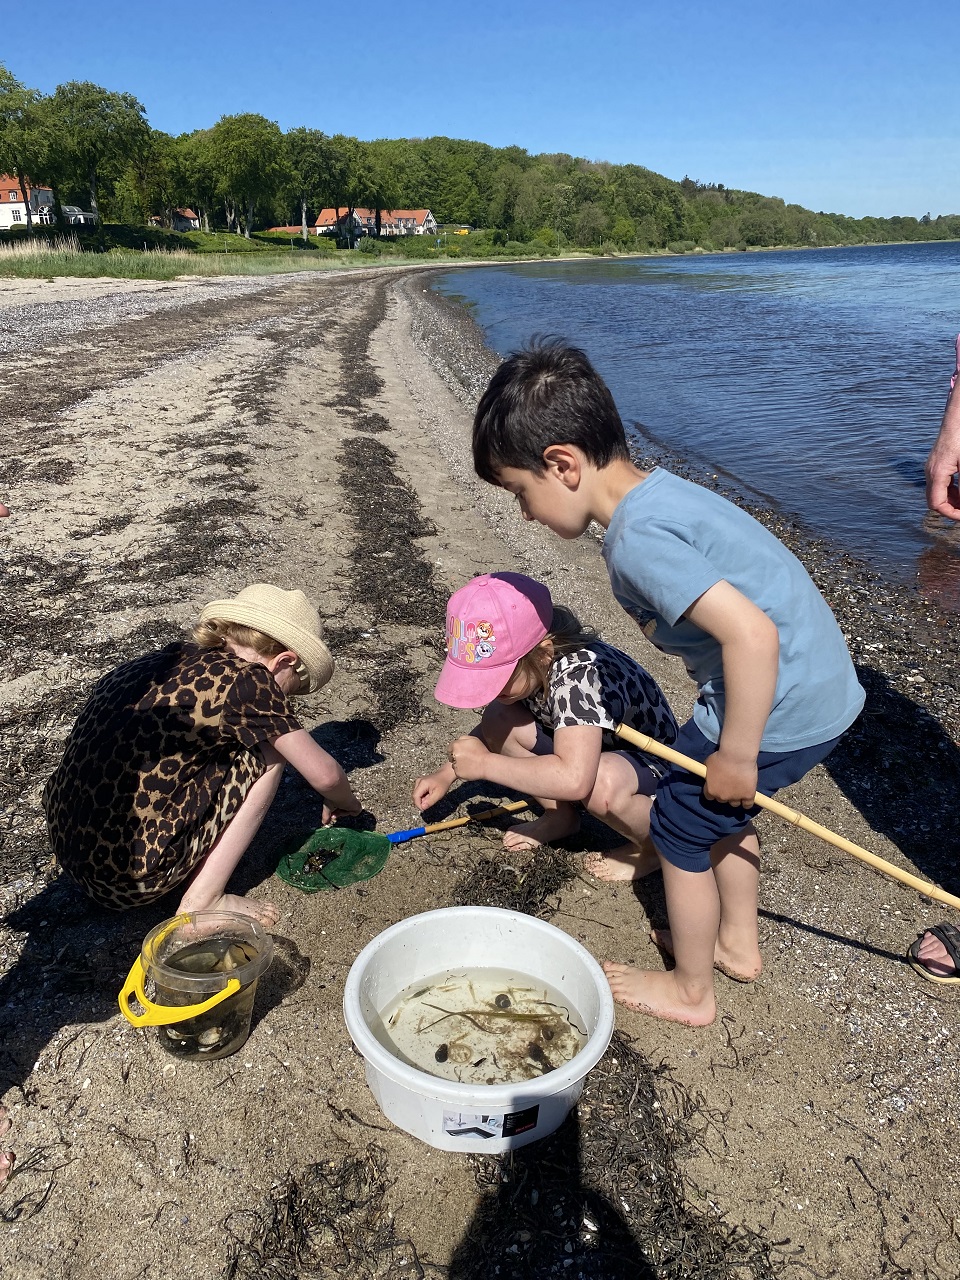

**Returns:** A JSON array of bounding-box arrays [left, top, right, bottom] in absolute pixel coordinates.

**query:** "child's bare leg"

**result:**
[[0, 1104, 14, 1187], [651, 826, 762, 982], [178, 748, 284, 926], [581, 754, 660, 880], [603, 859, 719, 1026], [480, 702, 579, 851]]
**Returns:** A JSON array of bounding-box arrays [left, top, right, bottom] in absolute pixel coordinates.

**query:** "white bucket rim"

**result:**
[[343, 905, 615, 1106]]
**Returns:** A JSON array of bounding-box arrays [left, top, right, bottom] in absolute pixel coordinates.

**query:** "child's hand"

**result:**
[[703, 750, 758, 809], [412, 764, 454, 812], [448, 735, 490, 782], [322, 795, 364, 826]]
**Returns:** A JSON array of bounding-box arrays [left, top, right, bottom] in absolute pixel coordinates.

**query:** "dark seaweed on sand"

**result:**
[[451, 1032, 783, 1280], [221, 1145, 445, 1280], [337, 435, 445, 629], [452, 847, 580, 920]]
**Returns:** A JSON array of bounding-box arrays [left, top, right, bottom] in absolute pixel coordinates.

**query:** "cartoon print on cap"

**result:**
[[447, 616, 498, 664]]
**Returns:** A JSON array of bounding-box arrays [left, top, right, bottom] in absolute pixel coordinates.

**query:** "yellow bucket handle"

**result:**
[[118, 913, 242, 1027]]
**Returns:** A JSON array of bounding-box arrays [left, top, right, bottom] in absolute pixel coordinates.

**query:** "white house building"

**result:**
[[314, 207, 438, 237], [0, 175, 54, 229]]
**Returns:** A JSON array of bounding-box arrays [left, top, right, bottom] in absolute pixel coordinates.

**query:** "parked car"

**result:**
[[61, 205, 98, 226]]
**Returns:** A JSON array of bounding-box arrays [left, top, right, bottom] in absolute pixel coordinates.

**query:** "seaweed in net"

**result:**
[[221, 1144, 446, 1280]]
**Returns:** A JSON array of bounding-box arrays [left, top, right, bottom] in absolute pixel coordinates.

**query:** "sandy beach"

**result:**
[[1, 264, 958, 1279]]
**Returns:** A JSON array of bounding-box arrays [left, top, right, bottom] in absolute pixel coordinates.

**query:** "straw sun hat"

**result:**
[[199, 584, 334, 695]]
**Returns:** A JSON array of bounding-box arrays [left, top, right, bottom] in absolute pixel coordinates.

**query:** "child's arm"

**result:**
[[272, 728, 363, 823], [412, 724, 492, 812], [412, 761, 456, 812], [685, 580, 780, 808], [448, 724, 604, 802]]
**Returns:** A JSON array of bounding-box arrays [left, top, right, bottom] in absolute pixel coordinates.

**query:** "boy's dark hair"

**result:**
[[472, 338, 630, 484]]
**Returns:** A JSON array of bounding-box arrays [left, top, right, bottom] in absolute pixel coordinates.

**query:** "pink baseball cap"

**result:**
[[434, 572, 554, 708]]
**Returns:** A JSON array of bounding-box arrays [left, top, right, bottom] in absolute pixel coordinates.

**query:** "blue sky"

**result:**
[[4, 0, 956, 219]]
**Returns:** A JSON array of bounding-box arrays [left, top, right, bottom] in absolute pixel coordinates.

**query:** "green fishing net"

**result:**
[[274, 827, 391, 893]]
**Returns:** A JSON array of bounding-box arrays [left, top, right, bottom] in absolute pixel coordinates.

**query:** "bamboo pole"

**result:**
[[615, 723, 960, 912], [422, 799, 530, 835]]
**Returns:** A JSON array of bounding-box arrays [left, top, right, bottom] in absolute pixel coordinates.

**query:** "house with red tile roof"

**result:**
[[314, 207, 437, 237], [172, 208, 200, 232], [0, 175, 54, 229]]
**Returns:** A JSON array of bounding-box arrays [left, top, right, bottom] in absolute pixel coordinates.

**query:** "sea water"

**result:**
[[373, 966, 588, 1085], [433, 242, 960, 598]]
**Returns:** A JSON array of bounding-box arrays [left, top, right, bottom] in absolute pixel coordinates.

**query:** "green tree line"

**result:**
[[2, 63, 958, 251]]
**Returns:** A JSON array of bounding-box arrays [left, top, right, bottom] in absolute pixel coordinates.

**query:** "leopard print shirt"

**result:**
[[43, 642, 301, 909], [522, 641, 678, 774]]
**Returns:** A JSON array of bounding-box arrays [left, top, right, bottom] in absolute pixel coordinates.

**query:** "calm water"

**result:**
[[434, 242, 960, 607]]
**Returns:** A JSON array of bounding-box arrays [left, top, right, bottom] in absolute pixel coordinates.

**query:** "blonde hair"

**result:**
[[513, 605, 597, 699], [192, 617, 288, 660]]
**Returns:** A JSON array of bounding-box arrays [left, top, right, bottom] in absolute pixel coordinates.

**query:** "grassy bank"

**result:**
[[0, 223, 575, 280], [0, 232, 362, 280]]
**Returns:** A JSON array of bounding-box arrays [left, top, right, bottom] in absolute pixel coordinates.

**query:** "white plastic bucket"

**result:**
[[343, 905, 615, 1153]]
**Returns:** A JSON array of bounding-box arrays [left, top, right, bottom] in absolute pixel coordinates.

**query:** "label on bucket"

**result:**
[[441, 1105, 540, 1140]]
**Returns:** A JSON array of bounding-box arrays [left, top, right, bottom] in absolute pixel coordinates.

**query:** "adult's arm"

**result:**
[[924, 348, 960, 520]]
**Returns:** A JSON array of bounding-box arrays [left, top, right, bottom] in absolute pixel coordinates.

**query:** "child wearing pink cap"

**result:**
[[413, 572, 678, 856]]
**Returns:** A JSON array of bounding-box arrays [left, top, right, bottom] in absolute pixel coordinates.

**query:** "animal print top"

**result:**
[[43, 643, 302, 909], [522, 641, 678, 774]]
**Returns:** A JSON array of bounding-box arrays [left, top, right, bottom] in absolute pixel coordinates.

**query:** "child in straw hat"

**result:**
[[44, 584, 361, 925]]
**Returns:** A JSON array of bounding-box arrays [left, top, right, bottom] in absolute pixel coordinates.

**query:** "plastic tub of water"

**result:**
[[343, 906, 615, 1152], [118, 911, 274, 1061]]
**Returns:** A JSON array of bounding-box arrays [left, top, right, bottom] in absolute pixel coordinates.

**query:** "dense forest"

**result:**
[[2, 63, 958, 253]]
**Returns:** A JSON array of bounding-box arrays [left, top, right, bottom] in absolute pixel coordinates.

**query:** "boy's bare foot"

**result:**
[[583, 843, 659, 881], [503, 810, 580, 851], [181, 893, 280, 929], [0, 1107, 14, 1188], [602, 961, 716, 1026], [650, 927, 762, 983]]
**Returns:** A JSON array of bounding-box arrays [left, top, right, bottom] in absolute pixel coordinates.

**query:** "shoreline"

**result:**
[[1, 267, 958, 1279]]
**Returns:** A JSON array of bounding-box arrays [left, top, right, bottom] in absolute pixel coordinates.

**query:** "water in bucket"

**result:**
[[118, 911, 274, 1061], [373, 966, 587, 1085], [155, 937, 261, 1059]]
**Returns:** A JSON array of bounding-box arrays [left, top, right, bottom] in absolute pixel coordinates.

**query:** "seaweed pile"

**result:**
[[222, 1145, 446, 1280], [450, 1031, 783, 1280]]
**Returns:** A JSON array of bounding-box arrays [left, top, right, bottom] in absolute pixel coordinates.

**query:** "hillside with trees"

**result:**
[[2, 63, 958, 254]]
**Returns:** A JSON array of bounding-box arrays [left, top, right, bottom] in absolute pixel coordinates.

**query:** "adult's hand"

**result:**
[[925, 340, 960, 520]]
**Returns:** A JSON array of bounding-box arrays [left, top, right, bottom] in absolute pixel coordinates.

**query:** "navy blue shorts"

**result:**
[[649, 720, 842, 872]]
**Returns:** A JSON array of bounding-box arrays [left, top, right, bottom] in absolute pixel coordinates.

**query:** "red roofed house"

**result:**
[[171, 208, 200, 232], [0, 175, 54, 229], [314, 207, 437, 238]]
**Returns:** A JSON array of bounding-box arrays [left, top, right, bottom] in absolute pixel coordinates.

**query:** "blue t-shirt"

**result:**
[[602, 469, 865, 751]]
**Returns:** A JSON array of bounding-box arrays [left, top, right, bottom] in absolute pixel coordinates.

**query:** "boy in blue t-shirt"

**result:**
[[472, 340, 864, 1027]]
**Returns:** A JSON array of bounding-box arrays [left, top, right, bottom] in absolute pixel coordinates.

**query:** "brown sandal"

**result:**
[[907, 922, 960, 985]]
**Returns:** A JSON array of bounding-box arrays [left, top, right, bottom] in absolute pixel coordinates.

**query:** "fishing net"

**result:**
[[274, 827, 391, 893]]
